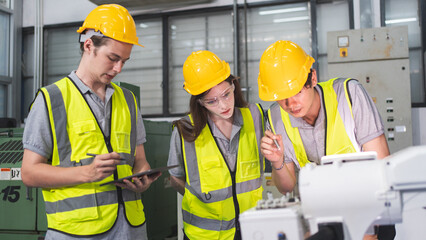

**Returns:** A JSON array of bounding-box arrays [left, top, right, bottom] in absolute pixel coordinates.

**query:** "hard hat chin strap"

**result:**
[[79, 29, 105, 43]]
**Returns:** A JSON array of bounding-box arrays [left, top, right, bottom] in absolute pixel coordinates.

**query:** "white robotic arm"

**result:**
[[240, 146, 426, 240], [301, 145, 426, 239]]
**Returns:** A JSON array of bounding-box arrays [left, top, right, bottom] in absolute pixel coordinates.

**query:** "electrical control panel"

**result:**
[[327, 26, 412, 154]]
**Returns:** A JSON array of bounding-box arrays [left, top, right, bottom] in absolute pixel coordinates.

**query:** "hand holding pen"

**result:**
[[85, 152, 124, 182], [265, 125, 281, 151], [261, 121, 285, 170], [87, 153, 126, 164]]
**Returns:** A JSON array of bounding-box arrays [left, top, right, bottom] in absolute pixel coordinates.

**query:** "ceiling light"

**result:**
[[385, 18, 417, 24], [273, 16, 309, 23], [259, 7, 307, 15]]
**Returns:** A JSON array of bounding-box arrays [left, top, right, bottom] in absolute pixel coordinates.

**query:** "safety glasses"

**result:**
[[199, 84, 235, 107]]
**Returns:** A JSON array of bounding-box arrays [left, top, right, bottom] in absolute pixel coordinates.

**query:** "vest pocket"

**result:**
[[199, 156, 224, 193], [113, 131, 131, 153], [239, 158, 260, 180], [124, 194, 145, 226], [69, 120, 99, 159]]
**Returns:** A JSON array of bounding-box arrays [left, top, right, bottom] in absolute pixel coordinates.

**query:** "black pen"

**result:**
[[86, 153, 126, 163]]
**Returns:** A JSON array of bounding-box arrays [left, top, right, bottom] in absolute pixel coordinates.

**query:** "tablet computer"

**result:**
[[100, 164, 179, 186]]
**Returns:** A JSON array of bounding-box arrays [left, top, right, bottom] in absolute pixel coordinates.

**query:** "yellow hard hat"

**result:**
[[183, 50, 231, 95], [258, 40, 315, 101], [77, 4, 143, 47]]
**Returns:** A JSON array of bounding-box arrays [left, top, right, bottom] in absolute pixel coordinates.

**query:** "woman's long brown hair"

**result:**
[[173, 75, 248, 142]]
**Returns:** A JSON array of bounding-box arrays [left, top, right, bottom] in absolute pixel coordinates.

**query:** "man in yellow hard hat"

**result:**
[[258, 40, 395, 240], [21, 4, 158, 240]]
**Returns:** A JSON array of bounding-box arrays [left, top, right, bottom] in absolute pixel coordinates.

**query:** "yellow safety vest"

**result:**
[[181, 105, 264, 239], [39, 77, 145, 235], [268, 78, 359, 168]]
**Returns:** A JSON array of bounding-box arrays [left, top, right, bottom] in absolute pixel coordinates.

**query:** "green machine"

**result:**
[[0, 128, 47, 240], [142, 120, 177, 240], [114, 81, 141, 107]]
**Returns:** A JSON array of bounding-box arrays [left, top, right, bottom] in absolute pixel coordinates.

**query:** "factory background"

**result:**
[[0, 0, 425, 239], [0, 0, 424, 145]]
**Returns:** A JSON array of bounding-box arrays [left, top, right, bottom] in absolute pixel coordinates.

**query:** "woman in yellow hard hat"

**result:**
[[167, 50, 265, 240]]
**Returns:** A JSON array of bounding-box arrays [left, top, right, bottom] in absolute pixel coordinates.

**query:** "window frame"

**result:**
[[21, 0, 426, 119], [0, 3, 13, 118], [380, 0, 425, 106]]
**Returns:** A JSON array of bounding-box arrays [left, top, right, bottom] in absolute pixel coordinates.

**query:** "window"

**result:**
[[36, 19, 164, 116], [359, 0, 373, 28], [0, 6, 11, 117], [168, 12, 234, 114], [0, 0, 9, 8], [0, 85, 5, 116], [31, 3, 313, 116], [45, 27, 81, 85], [22, 33, 34, 117], [115, 19, 163, 115], [242, 2, 311, 109], [0, 11, 9, 77], [385, 0, 423, 103], [316, 0, 350, 82]]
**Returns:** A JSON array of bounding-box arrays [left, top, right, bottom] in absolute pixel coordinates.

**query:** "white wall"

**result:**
[[23, 0, 97, 27]]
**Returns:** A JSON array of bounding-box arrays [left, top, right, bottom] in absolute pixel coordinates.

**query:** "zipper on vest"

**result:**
[[114, 170, 124, 204], [105, 135, 124, 204], [208, 122, 241, 237], [317, 84, 328, 156], [231, 171, 241, 234]]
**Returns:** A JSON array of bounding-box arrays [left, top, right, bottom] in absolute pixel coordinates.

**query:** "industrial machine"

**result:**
[[142, 120, 177, 240], [327, 26, 412, 154], [240, 146, 426, 239], [0, 128, 47, 240]]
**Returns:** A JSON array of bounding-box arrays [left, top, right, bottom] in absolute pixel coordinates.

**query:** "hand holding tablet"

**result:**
[[100, 164, 179, 186]]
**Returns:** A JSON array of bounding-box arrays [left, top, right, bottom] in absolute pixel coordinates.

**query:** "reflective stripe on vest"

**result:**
[[181, 105, 264, 240], [39, 77, 145, 236], [268, 78, 360, 168]]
